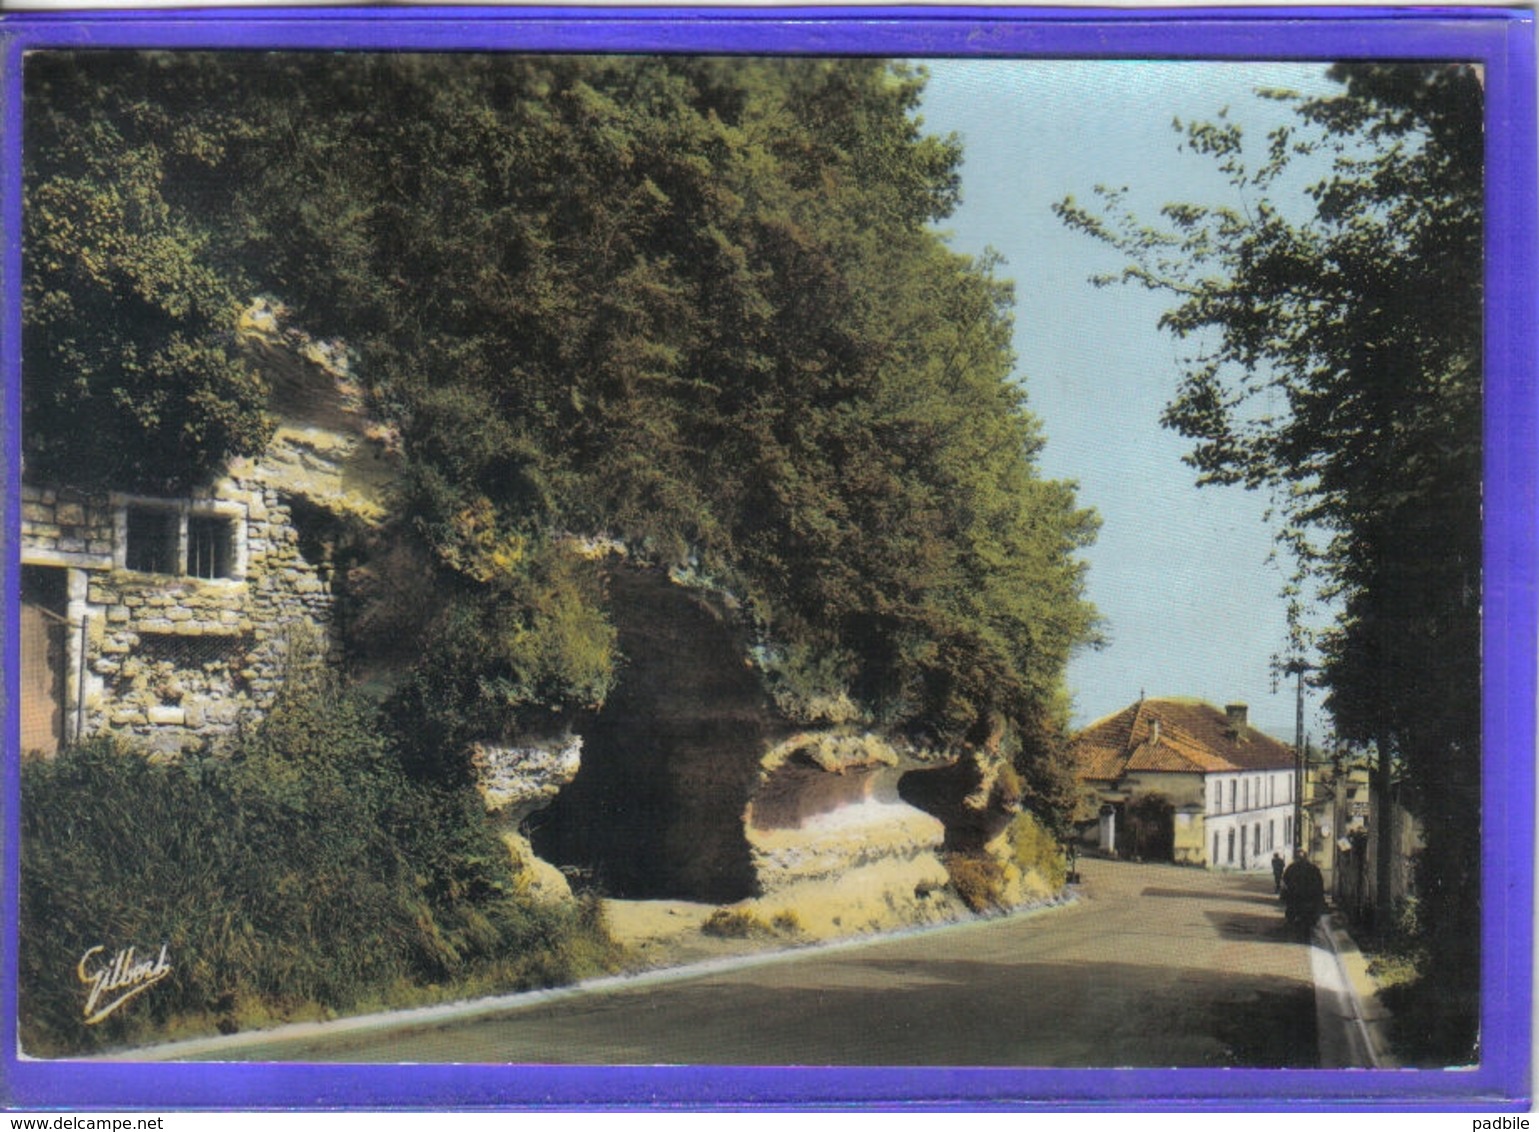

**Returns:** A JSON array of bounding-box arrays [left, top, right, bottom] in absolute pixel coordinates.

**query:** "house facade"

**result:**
[[20, 471, 336, 759], [19, 304, 394, 760], [1070, 697, 1298, 870]]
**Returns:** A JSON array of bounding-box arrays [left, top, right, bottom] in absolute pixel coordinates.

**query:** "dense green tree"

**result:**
[[25, 52, 1099, 792], [1057, 63, 1481, 1061], [24, 57, 273, 491]]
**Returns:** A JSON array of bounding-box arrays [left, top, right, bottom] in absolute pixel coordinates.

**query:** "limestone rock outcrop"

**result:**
[[468, 736, 586, 903], [743, 731, 961, 935], [239, 298, 399, 525], [471, 735, 584, 826], [528, 562, 987, 932]]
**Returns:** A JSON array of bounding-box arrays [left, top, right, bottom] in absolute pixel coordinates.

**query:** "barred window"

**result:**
[[187, 515, 235, 580], [119, 501, 243, 580]]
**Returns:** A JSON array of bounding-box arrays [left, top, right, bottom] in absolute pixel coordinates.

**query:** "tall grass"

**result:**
[[19, 662, 616, 1056]]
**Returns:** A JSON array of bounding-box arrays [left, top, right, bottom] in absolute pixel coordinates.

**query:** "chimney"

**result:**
[[1225, 703, 1248, 735], [1150, 718, 1161, 745]]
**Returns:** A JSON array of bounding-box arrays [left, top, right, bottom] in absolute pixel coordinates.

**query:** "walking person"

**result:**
[[1271, 850, 1286, 893], [1280, 848, 1325, 939]]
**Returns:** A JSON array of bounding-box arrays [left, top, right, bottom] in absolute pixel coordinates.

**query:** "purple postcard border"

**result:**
[[0, 6, 1532, 1111]]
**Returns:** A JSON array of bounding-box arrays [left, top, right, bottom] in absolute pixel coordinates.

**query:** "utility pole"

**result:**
[[1285, 659, 1311, 854]]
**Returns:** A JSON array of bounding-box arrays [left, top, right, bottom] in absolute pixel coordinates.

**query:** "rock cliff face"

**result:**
[[528, 564, 970, 931], [472, 736, 585, 903], [744, 732, 960, 934], [239, 298, 399, 526]]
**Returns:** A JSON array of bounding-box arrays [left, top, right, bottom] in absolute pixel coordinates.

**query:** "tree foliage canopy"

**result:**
[[1057, 63, 1481, 1059], [25, 53, 1100, 774], [24, 59, 273, 490]]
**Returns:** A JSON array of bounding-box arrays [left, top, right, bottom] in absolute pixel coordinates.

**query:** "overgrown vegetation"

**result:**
[[25, 52, 1100, 769], [18, 660, 618, 1057], [700, 909, 767, 940], [699, 906, 806, 940], [21, 53, 1106, 1048], [23, 61, 273, 493], [944, 854, 1011, 914], [1355, 897, 1472, 1067], [1007, 810, 1068, 891], [1362, 897, 1426, 990], [946, 810, 1068, 912]]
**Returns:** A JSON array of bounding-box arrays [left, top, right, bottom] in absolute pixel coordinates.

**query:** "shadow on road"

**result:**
[[1141, 885, 1282, 909], [214, 952, 1320, 1068], [1207, 983, 1318, 1068], [1205, 909, 1294, 942]]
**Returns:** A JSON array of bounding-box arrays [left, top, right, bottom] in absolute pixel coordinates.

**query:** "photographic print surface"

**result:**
[[2, 7, 1533, 1111]]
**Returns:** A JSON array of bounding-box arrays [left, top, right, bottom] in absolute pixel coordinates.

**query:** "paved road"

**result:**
[[198, 858, 1320, 1067]]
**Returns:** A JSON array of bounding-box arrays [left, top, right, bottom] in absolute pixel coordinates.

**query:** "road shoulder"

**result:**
[[1313, 912, 1399, 1069]]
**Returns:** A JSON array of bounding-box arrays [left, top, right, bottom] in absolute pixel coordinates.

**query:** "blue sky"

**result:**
[[917, 61, 1343, 742]]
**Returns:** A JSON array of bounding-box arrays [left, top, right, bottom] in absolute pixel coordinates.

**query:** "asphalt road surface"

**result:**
[[202, 858, 1320, 1067]]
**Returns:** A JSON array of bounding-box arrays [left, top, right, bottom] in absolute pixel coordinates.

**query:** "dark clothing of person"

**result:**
[[1281, 857, 1325, 920], [1271, 853, 1286, 893]]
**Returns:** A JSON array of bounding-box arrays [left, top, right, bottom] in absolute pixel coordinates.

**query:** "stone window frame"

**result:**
[[113, 494, 248, 583]]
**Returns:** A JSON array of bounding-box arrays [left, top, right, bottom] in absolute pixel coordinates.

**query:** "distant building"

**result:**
[[1313, 757, 1421, 924], [1069, 697, 1297, 870]]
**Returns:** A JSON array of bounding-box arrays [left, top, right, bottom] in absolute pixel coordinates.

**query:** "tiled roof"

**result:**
[[1076, 744, 1130, 782], [1069, 697, 1295, 785]]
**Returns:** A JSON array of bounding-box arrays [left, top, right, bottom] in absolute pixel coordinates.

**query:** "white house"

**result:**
[[1070, 697, 1298, 870]]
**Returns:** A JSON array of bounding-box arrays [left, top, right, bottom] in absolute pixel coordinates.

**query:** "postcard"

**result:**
[[1, 6, 1532, 1111]]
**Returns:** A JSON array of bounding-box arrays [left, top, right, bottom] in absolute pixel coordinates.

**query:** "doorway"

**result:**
[[21, 566, 70, 756]]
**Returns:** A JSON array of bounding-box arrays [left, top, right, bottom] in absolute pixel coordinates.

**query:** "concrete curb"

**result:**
[[1311, 911, 1399, 1069]]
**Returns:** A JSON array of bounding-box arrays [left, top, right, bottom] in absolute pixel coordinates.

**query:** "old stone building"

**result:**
[[20, 475, 335, 758], [19, 302, 391, 760]]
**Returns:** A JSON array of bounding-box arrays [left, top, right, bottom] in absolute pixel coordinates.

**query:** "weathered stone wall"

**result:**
[[20, 487, 115, 562], [21, 469, 335, 758], [20, 302, 396, 760]]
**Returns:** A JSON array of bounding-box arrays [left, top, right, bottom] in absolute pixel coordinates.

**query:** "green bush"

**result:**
[[1008, 810, 1068, 891], [943, 811, 1066, 915], [384, 536, 617, 772], [19, 666, 615, 1056]]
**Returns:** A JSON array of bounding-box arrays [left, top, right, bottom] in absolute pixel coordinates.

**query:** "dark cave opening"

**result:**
[[529, 566, 776, 903]]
